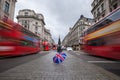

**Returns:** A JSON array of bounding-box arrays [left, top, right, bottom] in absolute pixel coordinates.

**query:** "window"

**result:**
[[35, 32, 37, 34], [35, 22, 38, 33], [35, 26, 38, 34], [94, 11, 96, 17], [101, 3, 104, 11], [113, 3, 118, 9], [22, 20, 24, 25], [35, 26, 38, 31], [92, 3, 95, 7], [83, 27, 85, 29], [24, 25, 27, 28], [94, 1, 97, 6], [97, 8, 100, 13], [24, 12, 28, 16], [87, 38, 105, 46], [4, 1, 9, 13], [36, 22, 38, 25], [102, 14, 105, 17], [22, 20, 29, 29], [24, 21, 28, 29]]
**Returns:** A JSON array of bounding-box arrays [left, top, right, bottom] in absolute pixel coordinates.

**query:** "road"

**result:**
[[0, 50, 120, 77], [0, 51, 49, 73], [68, 50, 120, 77]]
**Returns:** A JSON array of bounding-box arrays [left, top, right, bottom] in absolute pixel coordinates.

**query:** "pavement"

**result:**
[[0, 51, 120, 80]]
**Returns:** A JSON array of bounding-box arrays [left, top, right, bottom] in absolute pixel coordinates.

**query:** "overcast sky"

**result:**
[[14, 0, 93, 43]]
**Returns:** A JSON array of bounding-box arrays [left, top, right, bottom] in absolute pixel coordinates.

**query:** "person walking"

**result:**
[[57, 36, 62, 53]]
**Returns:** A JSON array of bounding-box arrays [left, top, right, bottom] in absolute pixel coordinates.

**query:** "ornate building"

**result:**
[[62, 15, 94, 50], [0, 0, 17, 20], [17, 9, 45, 38], [91, 0, 120, 22], [17, 9, 54, 50]]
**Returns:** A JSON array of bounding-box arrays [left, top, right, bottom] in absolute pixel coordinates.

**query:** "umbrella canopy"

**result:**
[[53, 52, 67, 64]]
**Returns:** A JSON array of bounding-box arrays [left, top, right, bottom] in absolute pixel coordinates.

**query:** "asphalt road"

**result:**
[[0, 51, 49, 73], [68, 50, 120, 77], [0, 50, 120, 77]]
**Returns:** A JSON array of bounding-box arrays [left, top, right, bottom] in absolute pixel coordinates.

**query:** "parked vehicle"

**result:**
[[61, 46, 66, 50], [66, 47, 73, 51], [42, 41, 50, 51], [52, 44, 57, 50]]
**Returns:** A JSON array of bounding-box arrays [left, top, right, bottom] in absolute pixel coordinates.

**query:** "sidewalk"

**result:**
[[0, 51, 119, 80]]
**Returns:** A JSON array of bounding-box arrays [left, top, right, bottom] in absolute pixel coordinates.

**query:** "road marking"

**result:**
[[75, 53, 80, 55], [75, 52, 86, 55], [87, 61, 120, 63]]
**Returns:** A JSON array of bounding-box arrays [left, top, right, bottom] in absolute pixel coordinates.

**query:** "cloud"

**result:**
[[15, 0, 93, 43]]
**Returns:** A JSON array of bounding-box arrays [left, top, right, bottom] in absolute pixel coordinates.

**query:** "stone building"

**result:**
[[62, 34, 69, 48], [109, 0, 120, 11], [16, 9, 54, 50], [91, 0, 120, 22], [44, 28, 53, 44], [17, 9, 45, 38], [0, 0, 17, 20], [62, 15, 94, 50]]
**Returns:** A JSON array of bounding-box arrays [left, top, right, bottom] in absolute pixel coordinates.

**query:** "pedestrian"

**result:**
[[57, 35, 62, 53], [57, 45, 62, 53]]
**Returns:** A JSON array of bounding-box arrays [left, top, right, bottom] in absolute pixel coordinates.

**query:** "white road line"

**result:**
[[75, 52, 86, 55], [87, 61, 120, 63], [75, 53, 80, 55]]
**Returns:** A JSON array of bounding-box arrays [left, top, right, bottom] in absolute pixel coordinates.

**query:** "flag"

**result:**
[[53, 52, 67, 64]]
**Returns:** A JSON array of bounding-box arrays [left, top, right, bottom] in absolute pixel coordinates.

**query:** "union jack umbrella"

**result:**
[[53, 52, 67, 64]]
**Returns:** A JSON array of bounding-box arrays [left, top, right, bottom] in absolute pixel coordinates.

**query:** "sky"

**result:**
[[14, 0, 93, 43]]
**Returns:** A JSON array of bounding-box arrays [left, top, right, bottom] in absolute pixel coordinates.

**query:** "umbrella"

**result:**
[[53, 52, 67, 64]]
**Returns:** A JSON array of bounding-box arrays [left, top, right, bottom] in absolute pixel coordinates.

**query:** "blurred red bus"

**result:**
[[52, 44, 57, 50], [82, 7, 120, 60], [0, 19, 40, 56], [42, 41, 50, 51]]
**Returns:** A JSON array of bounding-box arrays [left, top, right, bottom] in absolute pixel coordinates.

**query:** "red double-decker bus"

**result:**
[[0, 19, 40, 56], [52, 44, 57, 50], [81, 7, 120, 60], [42, 41, 50, 51]]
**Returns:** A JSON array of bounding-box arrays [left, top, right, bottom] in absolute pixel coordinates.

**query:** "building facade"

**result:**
[[17, 9, 45, 38], [62, 15, 94, 50], [0, 0, 17, 20], [91, 0, 120, 22], [109, 0, 120, 11], [62, 34, 69, 48], [16, 9, 54, 50], [44, 28, 53, 44]]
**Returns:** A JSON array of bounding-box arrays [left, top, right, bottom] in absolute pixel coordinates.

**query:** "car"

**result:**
[[61, 46, 66, 50], [66, 47, 73, 51]]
